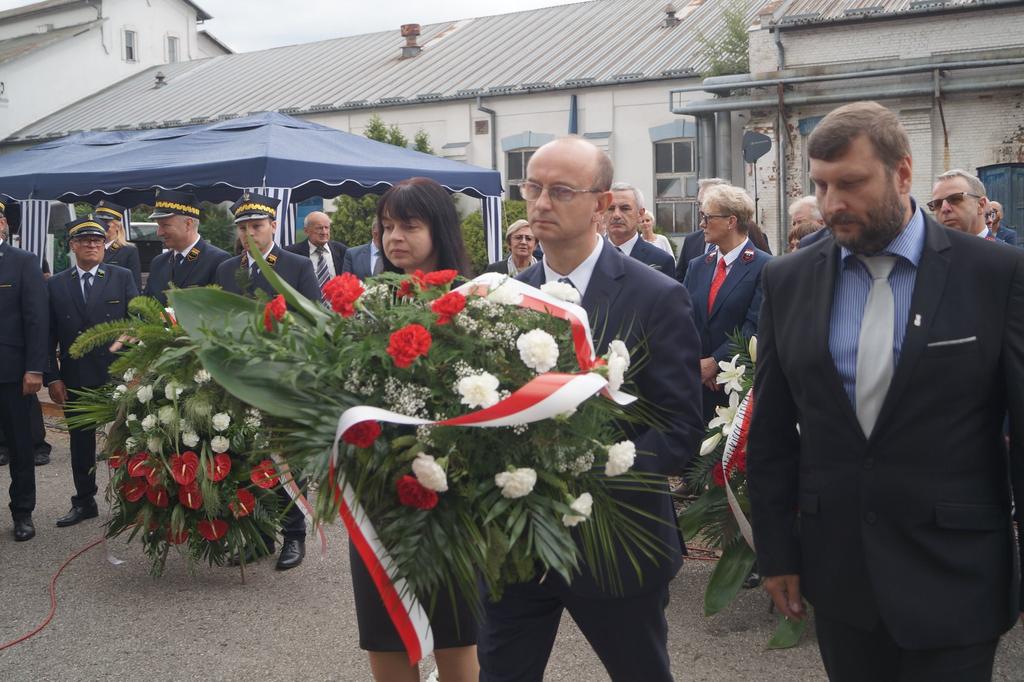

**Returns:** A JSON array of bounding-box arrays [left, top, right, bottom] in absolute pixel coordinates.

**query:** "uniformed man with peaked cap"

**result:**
[[215, 191, 319, 570], [96, 200, 142, 289], [142, 189, 229, 305]]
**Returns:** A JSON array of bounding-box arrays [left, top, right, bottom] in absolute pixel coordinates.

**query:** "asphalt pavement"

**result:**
[[1, 423, 1021, 681]]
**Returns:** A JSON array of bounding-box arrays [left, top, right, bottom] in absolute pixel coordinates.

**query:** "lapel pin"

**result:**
[[187, 246, 200, 262], [913, 314, 922, 327], [705, 250, 716, 265], [266, 253, 278, 266], [741, 248, 755, 263]]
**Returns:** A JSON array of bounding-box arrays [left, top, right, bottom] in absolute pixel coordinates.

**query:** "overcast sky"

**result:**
[[0, 0, 585, 52]]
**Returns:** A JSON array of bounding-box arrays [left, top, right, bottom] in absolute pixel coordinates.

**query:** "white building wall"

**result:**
[[0, 4, 97, 40]]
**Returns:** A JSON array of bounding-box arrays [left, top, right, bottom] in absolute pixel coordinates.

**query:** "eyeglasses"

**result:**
[[517, 181, 602, 203], [698, 212, 731, 224], [510, 234, 535, 242], [925, 192, 982, 212]]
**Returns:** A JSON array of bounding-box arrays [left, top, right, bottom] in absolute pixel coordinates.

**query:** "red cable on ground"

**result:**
[[0, 537, 104, 651]]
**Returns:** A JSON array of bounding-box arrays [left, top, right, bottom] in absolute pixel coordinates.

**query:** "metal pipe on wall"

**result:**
[[715, 111, 732, 183], [697, 113, 716, 179]]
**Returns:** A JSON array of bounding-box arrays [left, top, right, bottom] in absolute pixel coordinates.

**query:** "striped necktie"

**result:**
[[315, 246, 330, 287]]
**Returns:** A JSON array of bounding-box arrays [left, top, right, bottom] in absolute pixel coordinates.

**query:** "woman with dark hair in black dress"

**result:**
[[351, 177, 477, 682]]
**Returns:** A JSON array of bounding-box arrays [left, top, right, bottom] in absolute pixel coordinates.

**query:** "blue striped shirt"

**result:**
[[829, 204, 926, 407]]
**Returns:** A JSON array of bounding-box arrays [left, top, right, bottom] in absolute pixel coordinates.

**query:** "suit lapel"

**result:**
[[67, 270, 87, 319], [810, 240, 861, 429], [581, 246, 624, 348], [871, 220, 951, 438], [709, 242, 753, 319], [85, 266, 109, 316], [173, 240, 203, 287]]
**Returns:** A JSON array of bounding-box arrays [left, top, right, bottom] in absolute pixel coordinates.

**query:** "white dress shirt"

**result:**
[[612, 231, 641, 257], [715, 238, 751, 275], [543, 234, 604, 298], [76, 263, 100, 300]]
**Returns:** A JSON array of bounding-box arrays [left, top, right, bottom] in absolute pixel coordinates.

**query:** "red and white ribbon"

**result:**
[[723, 390, 755, 551]]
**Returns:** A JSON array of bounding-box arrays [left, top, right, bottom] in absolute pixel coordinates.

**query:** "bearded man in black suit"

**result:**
[[748, 101, 1024, 681]]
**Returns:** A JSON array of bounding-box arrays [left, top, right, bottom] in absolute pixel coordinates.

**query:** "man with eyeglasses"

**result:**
[[602, 182, 675, 273], [928, 169, 1006, 243], [986, 201, 1018, 246], [674, 177, 730, 284], [479, 136, 703, 682]]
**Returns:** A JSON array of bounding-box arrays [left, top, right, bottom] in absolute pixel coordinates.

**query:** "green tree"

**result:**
[[460, 200, 528, 274], [697, 0, 750, 78], [199, 203, 237, 252], [413, 130, 434, 155]]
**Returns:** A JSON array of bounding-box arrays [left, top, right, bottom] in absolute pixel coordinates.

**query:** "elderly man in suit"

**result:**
[[0, 196, 48, 541], [478, 137, 704, 682], [683, 184, 770, 424], [928, 169, 1014, 247], [987, 201, 1018, 246], [215, 192, 320, 570], [284, 210, 348, 289], [341, 220, 383, 279], [46, 216, 138, 527], [673, 177, 730, 284], [603, 182, 675, 274], [748, 101, 1024, 682], [143, 190, 230, 305], [95, 200, 142, 289]]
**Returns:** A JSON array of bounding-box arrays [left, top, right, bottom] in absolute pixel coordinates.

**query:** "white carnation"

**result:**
[[146, 436, 162, 453], [140, 414, 158, 432], [516, 329, 559, 373], [211, 412, 231, 432], [605, 440, 636, 477], [540, 281, 581, 305], [210, 435, 230, 453], [494, 467, 537, 499], [124, 436, 138, 450], [607, 339, 631, 371], [112, 384, 128, 398], [122, 368, 136, 383], [411, 453, 448, 492], [164, 382, 183, 401], [126, 413, 138, 422], [486, 279, 523, 306], [194, 369, 212, 384], [457, 372, 501, 409], [135, 384, 153, 404], [157, 405, 177, 426], [562, 492, 594, 527], [181, 431, 200, 448], [606, 354, 627, 392]]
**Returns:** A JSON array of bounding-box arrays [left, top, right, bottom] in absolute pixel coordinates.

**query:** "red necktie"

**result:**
[[707, 257, 727, 314]]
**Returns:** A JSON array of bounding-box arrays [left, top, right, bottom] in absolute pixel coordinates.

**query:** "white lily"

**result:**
[[699, 432, 723, 456], [748, 336, 758, 364], [716, 354, 746, 395], [708, 392, 741, 436]]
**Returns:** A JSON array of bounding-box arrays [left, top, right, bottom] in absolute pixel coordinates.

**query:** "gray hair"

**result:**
[[697, 177, 730, 190], [505, 218, 531, 240], [702, 184, 755, 225], [788, 195, 822, 221], [936, 169, 987, 197], [609, 182, 645, 210]]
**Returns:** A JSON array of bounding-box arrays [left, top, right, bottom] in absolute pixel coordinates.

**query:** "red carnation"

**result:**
[[263, 294, 287, 331], [229, 488, 256, 517], [431, 291, 466, 325], [422, 270, 458, 287], [728, 447, 747, 476], [711, 461, 726, 488], [108, 451, 126, 469], [121, 480, 148, 503], [206, 453, 232, 482], [178, 482, 204, 510], [169, 451, 199, 485], [250, 459, 279, 489], [322, 273, 365, 317], [396, 475, 438, 510], [342, 421, 382, 449], [197, 519, 229, 542], [127, 452, 153, 478], [146, 484, 170, 508], [166, 528, 189, 545], [396, 279, 417, 298], [386, 323, 432, 368]]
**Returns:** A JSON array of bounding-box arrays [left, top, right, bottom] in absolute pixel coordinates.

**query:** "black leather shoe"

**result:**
[[13, 517, 35, 541], [56, 504, 99, 527], [228, 542, 275, 567], [34, 451, 50, 466], [275, 539, 305, 570]]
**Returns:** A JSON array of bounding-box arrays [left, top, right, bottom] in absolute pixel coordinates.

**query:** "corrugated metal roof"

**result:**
[[0, 17, 101, 64], [770, 0, 1022, 25], [10, 0, 768, 142]]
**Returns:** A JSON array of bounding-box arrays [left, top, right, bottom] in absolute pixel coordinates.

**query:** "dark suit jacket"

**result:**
[[103, 242, 142, 290], [45, 264, 137, 388], [215, 244, 322, 303], [748, 217, 1024, 650], [143, 239, 230, 305], [0, 241, 48, 382], [623, 236, 675, 274], [341, 242, 374, 279], [674, 230, 706, 284], [798, 226, 831, 249], [518, 243, 704, 598], [995, 225, 1018, 246], [483, 259, 510, 274], [284, 239, 348, 275]]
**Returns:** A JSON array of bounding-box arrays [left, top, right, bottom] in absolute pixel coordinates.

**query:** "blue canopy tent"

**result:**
[[0, 112, 504, 263]]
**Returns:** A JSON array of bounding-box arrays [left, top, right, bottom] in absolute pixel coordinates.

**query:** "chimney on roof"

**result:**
[[401, 24, 422, 58], [154, 71, 167, 88], [663, 3, 681, 27]]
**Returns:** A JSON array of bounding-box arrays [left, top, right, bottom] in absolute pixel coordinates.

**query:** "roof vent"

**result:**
[[154, 71, 167, 88], [401, 24, 422, 58], [663, 3, 681, 27]]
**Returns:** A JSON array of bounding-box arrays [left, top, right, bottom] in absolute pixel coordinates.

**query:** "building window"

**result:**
[[167, 36, 179, 63], [123, 29, 137, 62], [506, 149, 535, 201], [654, 138, 697, 232]]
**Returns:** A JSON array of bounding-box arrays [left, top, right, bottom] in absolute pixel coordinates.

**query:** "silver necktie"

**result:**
[[855, 255, 897, 437]]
